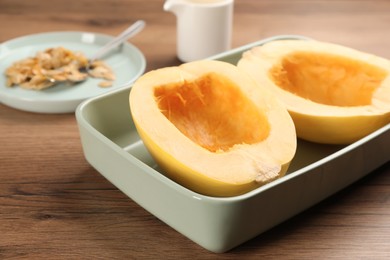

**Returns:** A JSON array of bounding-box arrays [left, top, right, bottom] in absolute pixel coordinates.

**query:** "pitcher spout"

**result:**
[[164, 0, 186, 15]]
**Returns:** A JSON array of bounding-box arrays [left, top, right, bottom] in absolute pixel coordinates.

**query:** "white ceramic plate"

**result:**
[[0, 31, 146, 113]]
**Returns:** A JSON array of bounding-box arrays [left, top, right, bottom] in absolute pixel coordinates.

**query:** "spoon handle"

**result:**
[[90, 20, 146, 61]]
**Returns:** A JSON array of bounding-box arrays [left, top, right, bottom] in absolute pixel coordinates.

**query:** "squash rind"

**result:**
[[130, 60, 297, 197], [238, 40, 390, 144]]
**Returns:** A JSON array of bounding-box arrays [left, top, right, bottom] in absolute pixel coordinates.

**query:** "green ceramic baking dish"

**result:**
[[76, 35, 390, 253]]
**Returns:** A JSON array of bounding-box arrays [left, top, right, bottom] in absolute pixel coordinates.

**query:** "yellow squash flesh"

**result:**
[[130, 60, 296, 197], [238, 40, 390, 144]]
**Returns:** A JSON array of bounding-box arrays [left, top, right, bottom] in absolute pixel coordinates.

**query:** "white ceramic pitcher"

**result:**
[[164, 0, 234, 62]]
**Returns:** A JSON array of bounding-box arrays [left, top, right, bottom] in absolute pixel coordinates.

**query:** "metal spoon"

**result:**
[[88, 19, 145, 63], [47, 20, 146, 85]]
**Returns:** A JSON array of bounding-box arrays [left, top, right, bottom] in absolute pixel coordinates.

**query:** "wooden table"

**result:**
[[1, 0, 389, 258]]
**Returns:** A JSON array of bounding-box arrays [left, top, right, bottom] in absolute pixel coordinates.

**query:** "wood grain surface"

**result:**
[[0, 0, 389, 258]]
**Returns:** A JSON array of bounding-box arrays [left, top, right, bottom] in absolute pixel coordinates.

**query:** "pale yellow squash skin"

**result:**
[[130, 60, 296, 197], [238, 40, 390, 144]]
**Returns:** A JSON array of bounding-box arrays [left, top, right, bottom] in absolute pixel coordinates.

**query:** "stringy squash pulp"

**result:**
[[238, 40, 390, 144], [130, 60, 296, 197]]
